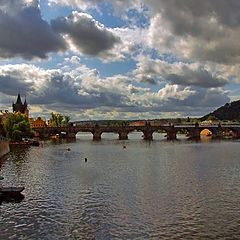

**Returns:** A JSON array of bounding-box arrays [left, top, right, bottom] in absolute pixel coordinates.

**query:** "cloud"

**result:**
[[48, 0, 101, 11], [52, 0, 240, 64], [0, 63, 50, 95], [134, 56, 229, 88], [48, 0, 139, 12], [146, 1, 240, 64], [0, 0, 66, 59], [51, 12, 121, 57], [0, 1, 125, 61], [0, 63, 230, 119]]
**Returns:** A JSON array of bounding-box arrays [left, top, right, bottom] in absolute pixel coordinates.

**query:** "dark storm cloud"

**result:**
[[51, 12, 121, 56], [135, 57, 228, 88], [0, 0, 66, 59], [166, 67, 228, 88], [147, 87, 230, 116], [0, 75, 33, 95]]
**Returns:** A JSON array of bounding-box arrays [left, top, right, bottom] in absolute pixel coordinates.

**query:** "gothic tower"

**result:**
[[12, 94, 29, 116]]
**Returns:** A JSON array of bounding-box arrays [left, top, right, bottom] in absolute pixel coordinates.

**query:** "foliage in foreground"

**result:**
[[4, 113, 34, 141]]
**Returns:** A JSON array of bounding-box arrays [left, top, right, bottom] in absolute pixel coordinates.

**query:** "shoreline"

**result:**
[[0, 139, 10, 158]]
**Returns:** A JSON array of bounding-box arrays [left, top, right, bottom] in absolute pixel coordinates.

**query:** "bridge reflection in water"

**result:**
[[33, 123, 240, 141]]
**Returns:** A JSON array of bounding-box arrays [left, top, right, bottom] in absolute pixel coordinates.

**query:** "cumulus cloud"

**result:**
[[0, 1, 126, 61], [0, 0, 66, 59], [0, 63, 231, 118], [146, 1, 240, 64], [51, 0, 240, 64], [134, 56, 229, 88], [51, 11, 121, 57], [0, 0, 237, 118]]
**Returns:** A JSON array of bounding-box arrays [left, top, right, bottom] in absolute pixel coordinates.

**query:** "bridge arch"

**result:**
[[101, 132, 119, 140], [174, 128, 189, 140], [75, 131, 93, 140], [126, 129, 143, 140], [221, 127, 237, 138], [200, 129, 212, 137]]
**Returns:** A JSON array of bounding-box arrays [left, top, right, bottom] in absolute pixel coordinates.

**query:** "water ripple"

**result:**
[[1, 140, 240, 239]]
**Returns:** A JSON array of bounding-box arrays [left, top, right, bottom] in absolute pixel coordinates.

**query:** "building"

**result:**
[[0, 110, 9, 123], [12, 94, 29, 116], [31, 117, 47, 128], [129, 120, 146, 126]]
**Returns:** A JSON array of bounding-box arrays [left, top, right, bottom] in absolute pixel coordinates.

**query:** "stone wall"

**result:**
[[0, 139, 9, 158]]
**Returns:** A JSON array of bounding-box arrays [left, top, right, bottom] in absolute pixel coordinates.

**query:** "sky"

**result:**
[[0, 0, 240, 121]]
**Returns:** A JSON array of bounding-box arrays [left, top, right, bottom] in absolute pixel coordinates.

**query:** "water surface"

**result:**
[[1, 133, 240, 239]]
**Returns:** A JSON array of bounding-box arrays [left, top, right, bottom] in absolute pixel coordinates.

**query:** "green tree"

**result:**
[[4, 113, 34, 141], [206, 114, 218, 121], [50, 112, 70, 127]]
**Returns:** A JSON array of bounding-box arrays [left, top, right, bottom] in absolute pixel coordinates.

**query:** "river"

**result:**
[[1, 133, 240, 239]]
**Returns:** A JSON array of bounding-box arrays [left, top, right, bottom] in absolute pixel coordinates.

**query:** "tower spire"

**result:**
[[16, 93, 22, 105], [24, 97, 27, 106], [12, 93, 29, 116]]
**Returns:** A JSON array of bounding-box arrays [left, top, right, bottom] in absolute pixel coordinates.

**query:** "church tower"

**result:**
[[12, 94, 29, 117]]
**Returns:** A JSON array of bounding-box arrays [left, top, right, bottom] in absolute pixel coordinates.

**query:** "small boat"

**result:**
[[0, 187, 25, 197], [0, 187, 25, 203], [23, 138, 40, 146], [30, 140, 40, 146]]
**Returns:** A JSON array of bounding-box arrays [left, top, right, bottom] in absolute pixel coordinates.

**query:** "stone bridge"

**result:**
[[33, 123, 240, 141]]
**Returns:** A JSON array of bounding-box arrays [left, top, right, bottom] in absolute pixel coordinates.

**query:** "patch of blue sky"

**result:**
[[40, 1, 127, 28], [87, 2, 126, 28], [144, 48, 184, 64], [226, 81, 240, 101], [133, 78, 165, 93], [0, 58, 31, 66], [80, 57, 137, 78], [34, 53, 66, 69], [40, 0, 74, 21], [125, 5, 150, 28]]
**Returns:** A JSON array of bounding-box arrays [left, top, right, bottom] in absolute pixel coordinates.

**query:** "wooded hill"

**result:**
[[201, 100, 240, 121]]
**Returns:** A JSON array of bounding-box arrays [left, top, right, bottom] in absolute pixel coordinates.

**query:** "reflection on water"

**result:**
[[1, 137, 240, 239], [0, 193, 25, 204]]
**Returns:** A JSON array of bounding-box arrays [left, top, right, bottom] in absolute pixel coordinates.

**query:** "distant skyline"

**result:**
[[0, 0, 240, 120]]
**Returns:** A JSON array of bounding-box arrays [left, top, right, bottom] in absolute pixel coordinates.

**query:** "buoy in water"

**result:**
[[85, 158, 88, 162], [67, 148, 71, 151], [123, 145, 126, 149]]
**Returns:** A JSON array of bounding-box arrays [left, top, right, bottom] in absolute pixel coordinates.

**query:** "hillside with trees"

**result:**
[[201, 100, 240, 121]]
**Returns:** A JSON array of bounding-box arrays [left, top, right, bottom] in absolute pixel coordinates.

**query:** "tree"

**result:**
[[4, 113, 34, 141], [49, 112, 70, 127], [206, 114, 218, 121]]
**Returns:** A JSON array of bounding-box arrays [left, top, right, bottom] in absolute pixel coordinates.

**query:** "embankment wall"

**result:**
[[0, 140, 9, 158]]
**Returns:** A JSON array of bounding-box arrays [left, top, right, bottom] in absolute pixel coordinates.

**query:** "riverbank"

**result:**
[[0, 139, 9, 158]]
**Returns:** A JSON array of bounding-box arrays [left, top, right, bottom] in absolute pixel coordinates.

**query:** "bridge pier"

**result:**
[[118, 131, 128, 140], [34, 131, 50, 140], [188, 129, 201, 140], [166, 130, 177, 140], [67, 132, 76, 139], [230, 130, 239, 139], [142, 130, 153, 140], [211, 129, 222, 139], [234, 130, 240, 138], [92, 131, 102, 141]]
